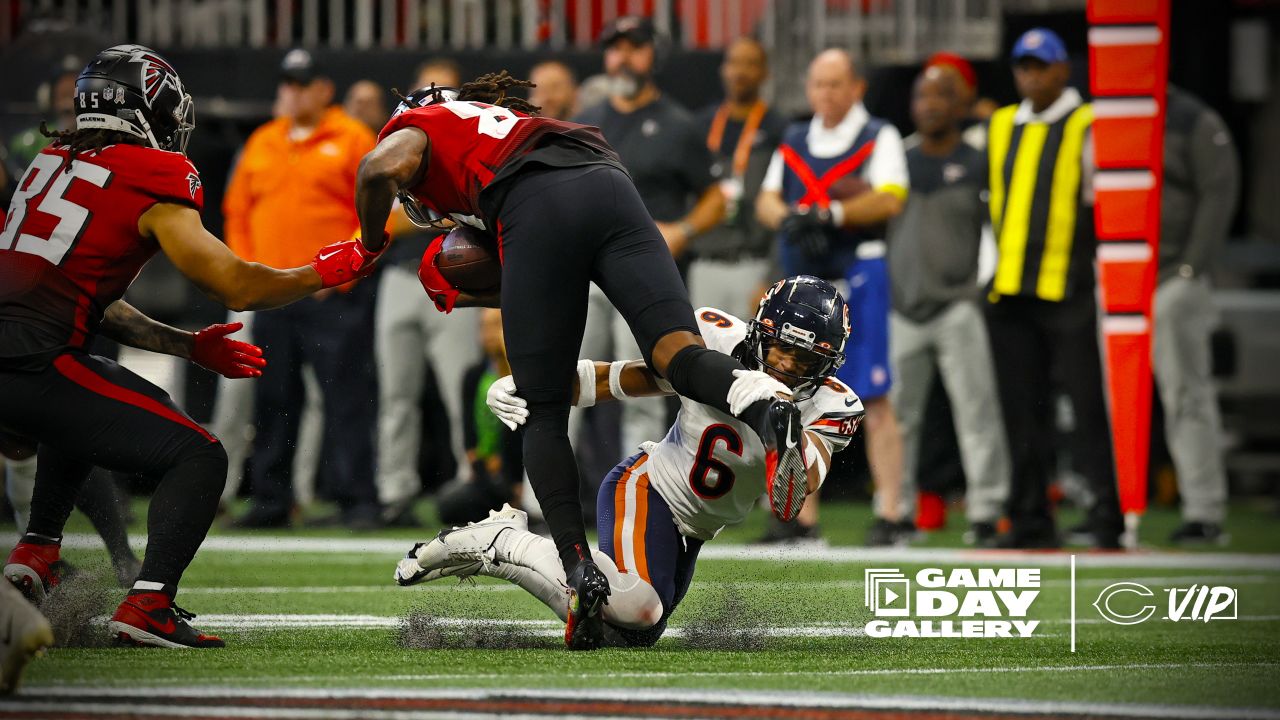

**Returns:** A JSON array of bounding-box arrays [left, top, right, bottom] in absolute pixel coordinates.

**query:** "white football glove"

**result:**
[[727, 369, 791, 416], [486, 375, 527, 430]]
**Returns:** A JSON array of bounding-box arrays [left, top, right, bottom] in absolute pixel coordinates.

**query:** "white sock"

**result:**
[[486, 529, 663, 630], [5, 455, 37, 531], [482, 562, 569, 622]]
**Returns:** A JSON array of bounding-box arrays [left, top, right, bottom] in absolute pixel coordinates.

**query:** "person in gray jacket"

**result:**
[[887, 66, 1010, 545], [1158, 86, 1239, 545]]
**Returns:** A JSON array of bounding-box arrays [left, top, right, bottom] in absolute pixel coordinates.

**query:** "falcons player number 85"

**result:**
[[0, 153, 112, 265]]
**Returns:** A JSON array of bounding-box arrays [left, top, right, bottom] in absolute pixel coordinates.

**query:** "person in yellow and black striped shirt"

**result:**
[[984, 28, 1122, 550]]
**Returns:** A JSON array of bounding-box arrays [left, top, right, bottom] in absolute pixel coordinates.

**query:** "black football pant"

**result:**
[[495, 164, 760, 573], [985, 291, 1123, 541], [0, 352, 226, 591], [247, 278, 378, 522]]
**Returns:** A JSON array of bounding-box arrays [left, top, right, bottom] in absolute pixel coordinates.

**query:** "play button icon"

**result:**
[[884, 587, 899, 605]]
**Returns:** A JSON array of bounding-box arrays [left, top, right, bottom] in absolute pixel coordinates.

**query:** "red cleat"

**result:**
[[4, 542, 62, 605], [108, 593, 225, 649]]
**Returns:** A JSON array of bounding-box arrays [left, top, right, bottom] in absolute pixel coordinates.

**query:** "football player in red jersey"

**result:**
[[355, 73, 810, 649], [0, 45, 381, 648]]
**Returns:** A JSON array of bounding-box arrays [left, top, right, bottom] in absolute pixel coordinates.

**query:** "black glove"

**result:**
[[781, 205, 835, 260]]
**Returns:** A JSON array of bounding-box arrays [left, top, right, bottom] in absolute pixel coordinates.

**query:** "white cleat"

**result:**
[[394, 504, 529, 587], [1, 578, 55, 695]]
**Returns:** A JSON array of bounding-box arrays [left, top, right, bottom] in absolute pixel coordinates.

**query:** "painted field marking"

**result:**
[[171, 574, 1277, 596], [70, 612, 1280, 633], [11, 674, 1280, 720], [58, 533, 1280, 570]]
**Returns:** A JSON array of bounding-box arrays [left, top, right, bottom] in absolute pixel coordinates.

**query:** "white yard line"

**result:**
[[58, 533, 1280, 570], [70, 612, 1277, 633], [172, 574, 1277, 596], [11, 679, 1280, 720]]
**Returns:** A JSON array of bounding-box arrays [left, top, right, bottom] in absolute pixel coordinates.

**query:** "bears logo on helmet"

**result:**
[[741, 275, 849, 401]]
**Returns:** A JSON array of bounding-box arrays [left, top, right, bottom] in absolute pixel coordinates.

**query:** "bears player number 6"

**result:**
[[688, 424, 744, 499]]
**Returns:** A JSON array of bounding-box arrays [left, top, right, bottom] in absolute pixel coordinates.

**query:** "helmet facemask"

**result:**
[[746, 320, 844, 402], [170, 91, 195, 154], [398, 192, 452, 230]]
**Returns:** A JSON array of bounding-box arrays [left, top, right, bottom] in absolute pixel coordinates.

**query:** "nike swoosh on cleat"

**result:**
[[317, 249, 342, 261], [783, 413, 798, 450], [148, 615, 177, 635]]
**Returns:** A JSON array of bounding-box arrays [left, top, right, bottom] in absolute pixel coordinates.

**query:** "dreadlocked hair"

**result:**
[[456, 71, 541, 115], [40, 122, 137, 169]]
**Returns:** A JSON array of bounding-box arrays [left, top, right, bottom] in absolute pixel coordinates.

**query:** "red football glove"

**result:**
[[310, 233, 386, 288], [417, 233, 459, 314], [191, 322, 266, 379]]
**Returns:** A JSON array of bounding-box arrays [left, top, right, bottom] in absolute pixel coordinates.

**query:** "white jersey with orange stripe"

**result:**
[[641, 307, 865, 541]]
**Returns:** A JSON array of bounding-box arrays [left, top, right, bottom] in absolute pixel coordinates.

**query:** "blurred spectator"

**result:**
[[1158, 86, 1239, 545], [224, 49, 380, 530], [374, 59, 479, 527], [343, 79, 389, 133], [464, 310, 524, 499], [7, 55, 80, 173], [435, 310, 523, 525], [924, 52, 994, 149], [756, 49, 907, 546], [529, 60, 579, 121], [888, 67, 1010, 547], [574, 16, 725, 457], [415, 57, 462, 90], [693, 37, 788, 318], [984, 28, 1121, 549]]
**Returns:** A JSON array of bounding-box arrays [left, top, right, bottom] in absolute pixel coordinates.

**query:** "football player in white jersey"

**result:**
[[395, 276, 864, 648]]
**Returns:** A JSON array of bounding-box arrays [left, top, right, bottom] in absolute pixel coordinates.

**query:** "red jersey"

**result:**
[[0, 143, 203, 370], [378, 101, 620, 229]]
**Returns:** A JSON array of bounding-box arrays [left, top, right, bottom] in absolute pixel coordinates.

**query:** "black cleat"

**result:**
[[1169, 521, 1229, 547], [753, 519, 824, 546], [965, 521, 999, 548], [865, 517, 906, 547], [995, 526, 1062, 550], [564, 559, 610, 651], [757, 399, 807, 523]]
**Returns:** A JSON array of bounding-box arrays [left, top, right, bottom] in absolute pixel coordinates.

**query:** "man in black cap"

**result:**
[[574, 16, 725, 456], [221, 48, 382, 530]]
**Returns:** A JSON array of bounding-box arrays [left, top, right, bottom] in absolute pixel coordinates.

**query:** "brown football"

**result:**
[[436, 225, 501, 292]]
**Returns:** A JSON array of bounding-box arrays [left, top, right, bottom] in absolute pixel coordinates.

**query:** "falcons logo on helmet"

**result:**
[[125, 47, 183, 107]]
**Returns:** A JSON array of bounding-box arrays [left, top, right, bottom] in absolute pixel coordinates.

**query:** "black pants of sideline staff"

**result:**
[[985, 288, 1124, 546], [241, 277, 379, 527]]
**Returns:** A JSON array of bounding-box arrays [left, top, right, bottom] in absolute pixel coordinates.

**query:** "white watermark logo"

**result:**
[[863, 568, 1041, 638], [1093, 582, 1238, 625]]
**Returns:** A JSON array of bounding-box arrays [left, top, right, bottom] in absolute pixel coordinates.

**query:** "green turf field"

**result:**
[[5, 500, 1279, 718]]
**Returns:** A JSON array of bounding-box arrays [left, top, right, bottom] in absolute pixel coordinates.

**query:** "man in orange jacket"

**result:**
[[223, 49, 382, 529]]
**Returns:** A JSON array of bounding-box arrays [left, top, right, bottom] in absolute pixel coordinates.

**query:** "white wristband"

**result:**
[[804, 434, 829, 485], [609, 360, 630, 400], [828, 201, 845, 228], [576, 359, 597, 408]]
